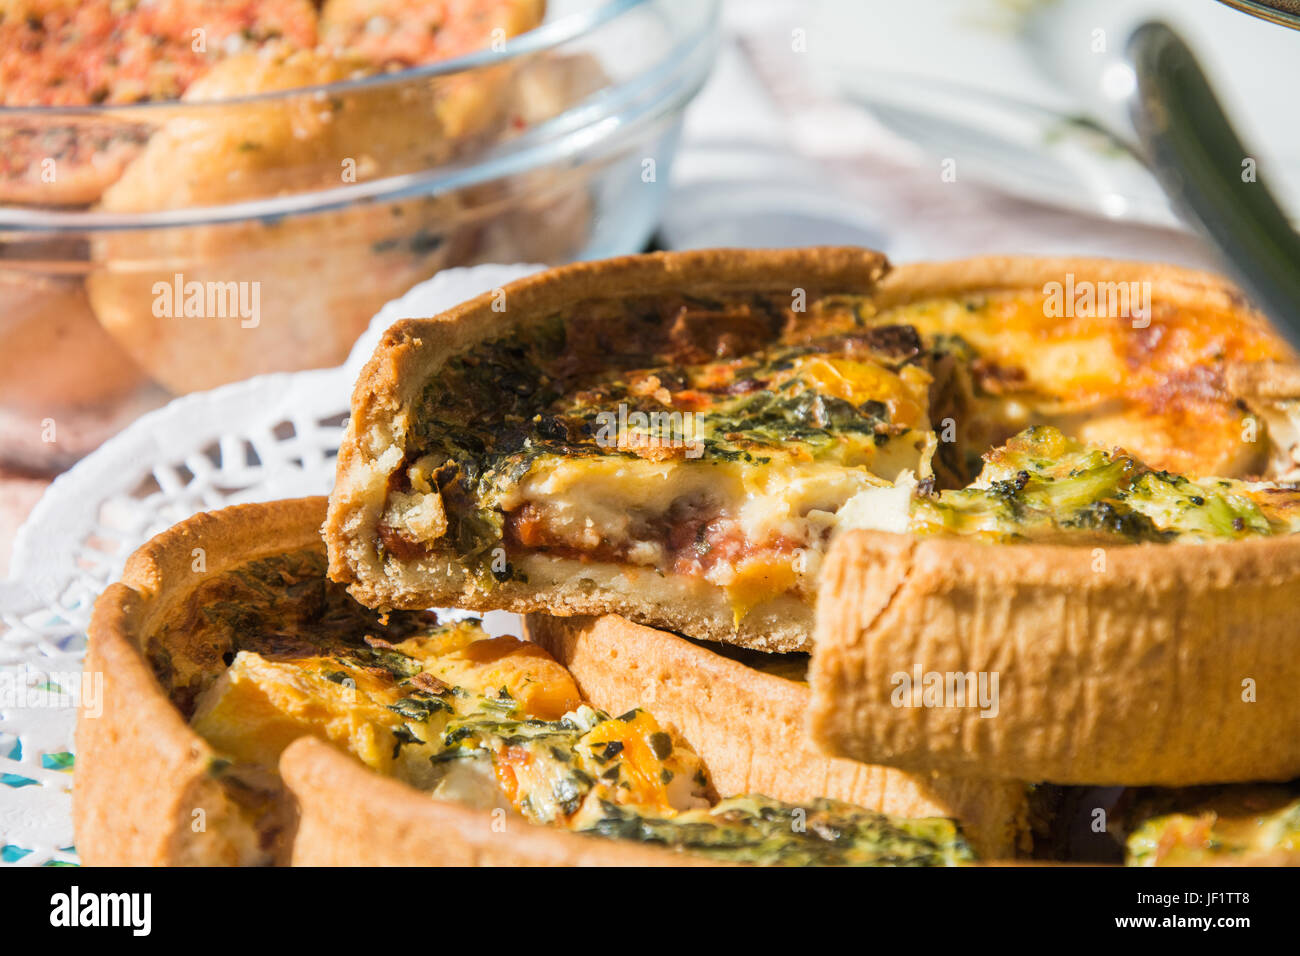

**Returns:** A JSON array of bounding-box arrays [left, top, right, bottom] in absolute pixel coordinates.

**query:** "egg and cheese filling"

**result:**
[[910, 425, 1300, 544], [491, 348, 941, 616], [190, 613, 973, 866], [380, 284, 1300, 625], [386, 317, 941, 619]]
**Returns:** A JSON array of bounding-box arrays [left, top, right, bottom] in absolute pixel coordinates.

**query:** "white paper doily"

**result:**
[[0, 263, 542, 866]]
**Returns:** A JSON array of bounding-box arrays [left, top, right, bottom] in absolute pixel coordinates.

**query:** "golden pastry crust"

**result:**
[[807, 528, 1300, 787], [524, 612, 1028, 858], [75, 496, 698, 866], [75, 497, 329, 865], [77, 496, 1297, 863]]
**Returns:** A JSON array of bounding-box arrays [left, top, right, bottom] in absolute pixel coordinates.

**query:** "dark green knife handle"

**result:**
[[1128, 21, 1300, 351]]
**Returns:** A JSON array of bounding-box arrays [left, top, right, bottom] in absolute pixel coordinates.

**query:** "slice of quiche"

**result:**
[[327, 250, 1300, 651]]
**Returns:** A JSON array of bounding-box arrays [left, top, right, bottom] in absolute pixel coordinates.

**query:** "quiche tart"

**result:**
[[326, 249, 1300, 652], [76, 497, 980, 867]]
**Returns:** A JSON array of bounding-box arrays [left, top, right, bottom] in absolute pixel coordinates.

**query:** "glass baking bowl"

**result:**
[[0, 0, 718, 471]]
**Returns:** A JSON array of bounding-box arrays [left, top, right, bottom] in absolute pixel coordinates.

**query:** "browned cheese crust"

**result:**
[[525, 612, 1029, 858], [807, 529, 1300, 787]]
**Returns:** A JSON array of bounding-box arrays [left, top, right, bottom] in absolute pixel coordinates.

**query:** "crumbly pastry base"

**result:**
[[326, 249, 1300, 653], [808, 529, 1300, 787], [524, 612, 1029, 858], [76, 498, 329, 866]]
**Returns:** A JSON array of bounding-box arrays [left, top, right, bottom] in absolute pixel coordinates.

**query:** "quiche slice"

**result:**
[[327, 250, 1300, 652], [78, 497, 999, 866]]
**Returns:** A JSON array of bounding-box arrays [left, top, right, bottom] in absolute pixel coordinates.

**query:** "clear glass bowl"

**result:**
[[0, 0, 718, 471]]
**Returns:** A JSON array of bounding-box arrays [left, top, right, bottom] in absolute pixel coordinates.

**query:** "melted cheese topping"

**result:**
[[191, 619, 712, 823], [868, 291, 1291, 477], [193, 650, 408, 774]]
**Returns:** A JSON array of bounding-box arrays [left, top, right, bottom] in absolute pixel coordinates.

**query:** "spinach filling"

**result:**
[[913, 425, 1284, 543], [582, 796, 975, 867], [403, 299, 934, 583]]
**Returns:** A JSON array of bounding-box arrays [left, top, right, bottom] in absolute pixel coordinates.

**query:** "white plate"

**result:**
[[812, 0, 1300, 227]]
